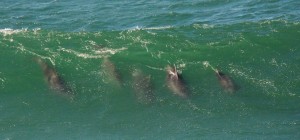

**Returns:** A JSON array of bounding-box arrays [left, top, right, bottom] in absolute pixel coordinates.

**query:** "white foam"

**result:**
[[128, 25, 173, 31], [202, 61, 217, 72], [202, 61, 210, 68], [143, 26, 173, 30], [33, 28, 41, 34], [94, 47, 127, 55], [12, 45, 56, 65], [193, 24, 214, 29], [177, 63, 186, 69], [59, 47, 127, 59], [59, 48, 104, 59], [88, 40, 97, 46], [0, 28, 27, 36], [0, 28, 41, 36]]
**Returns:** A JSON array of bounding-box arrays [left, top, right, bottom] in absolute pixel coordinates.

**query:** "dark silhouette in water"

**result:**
[[132, 69, 155, 104], [203, 61, 237, 94], [215, 69, 236, 93], [166, 65, 188, 98], [36, 58, 73, 98], [101, 57, 122, 87]]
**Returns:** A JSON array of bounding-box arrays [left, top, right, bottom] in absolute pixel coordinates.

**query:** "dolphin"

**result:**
[[166, 65, 188, 98], [101, 57, 122, 87], [132, 69, 155, 104], [215, 69, 236, 93], [36, 58, 72, 97]]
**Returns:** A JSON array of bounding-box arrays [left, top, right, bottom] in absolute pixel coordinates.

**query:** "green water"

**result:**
[[1, 0, 300, 139]]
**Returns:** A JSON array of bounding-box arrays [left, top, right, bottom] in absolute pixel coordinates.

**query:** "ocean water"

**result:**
[[1, 0, 300, 139]]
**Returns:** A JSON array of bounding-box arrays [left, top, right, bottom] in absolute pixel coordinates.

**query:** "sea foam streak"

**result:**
[[128, 26, 173, 31], [0, 28, 27, 36], [0, 28, 41, 36], [59, 47, 127, 59]]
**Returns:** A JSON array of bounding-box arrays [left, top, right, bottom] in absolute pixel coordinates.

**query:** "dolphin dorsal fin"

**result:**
[[173, 64, 177, 74], [173, 64, 179, 79]]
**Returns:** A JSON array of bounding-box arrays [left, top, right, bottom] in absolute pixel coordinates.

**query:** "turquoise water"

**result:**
[[1, 0, 300, 139]]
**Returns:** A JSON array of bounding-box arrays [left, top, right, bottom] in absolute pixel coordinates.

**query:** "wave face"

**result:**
[[1, 0, 300, 139]]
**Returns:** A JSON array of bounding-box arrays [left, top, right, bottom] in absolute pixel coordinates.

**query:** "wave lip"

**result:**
[[0, 28, 42, 36], [0, 28, 27, 36]]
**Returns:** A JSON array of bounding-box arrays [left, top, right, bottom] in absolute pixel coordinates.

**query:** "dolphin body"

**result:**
[[36, 58, 72, 96], [166, 65, 188, 98], [132, 69, 155, 104], [101, 57, 122, 87], [215, 70, 236, 93]]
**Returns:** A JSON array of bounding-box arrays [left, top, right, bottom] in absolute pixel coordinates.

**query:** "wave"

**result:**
[[0, 19, 298, 34]]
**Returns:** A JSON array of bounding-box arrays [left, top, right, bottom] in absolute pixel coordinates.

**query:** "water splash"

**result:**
[[202, 61, 217, 72]]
